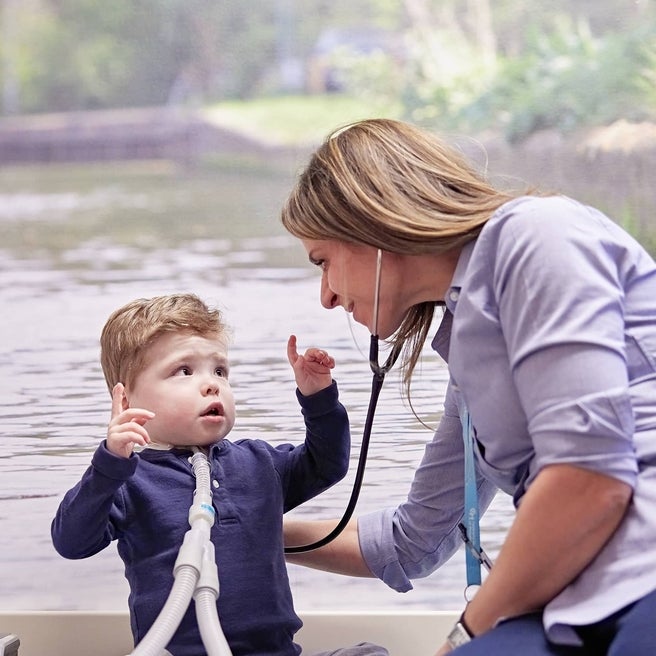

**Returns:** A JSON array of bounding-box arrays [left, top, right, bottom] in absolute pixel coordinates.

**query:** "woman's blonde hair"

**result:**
[[100, 293, 227, 392], [281, 118, 522, 389]]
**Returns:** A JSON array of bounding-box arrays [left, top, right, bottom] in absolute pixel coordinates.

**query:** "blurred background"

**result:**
[[2, 0, 655, 140], [2, 0, 655, 239], [0, 0, 655, 615]]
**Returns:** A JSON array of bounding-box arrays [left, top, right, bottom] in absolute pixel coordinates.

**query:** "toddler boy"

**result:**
[[52, 293, 382, 656]]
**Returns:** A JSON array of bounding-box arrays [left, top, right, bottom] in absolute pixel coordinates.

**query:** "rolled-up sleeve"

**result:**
[[494, 198, 638, 487]]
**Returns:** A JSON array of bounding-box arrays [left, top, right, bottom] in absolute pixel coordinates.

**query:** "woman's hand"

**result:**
[[434, 643, 452, 656], [106, 383, 154, 458], [287, 334, 335, 396]]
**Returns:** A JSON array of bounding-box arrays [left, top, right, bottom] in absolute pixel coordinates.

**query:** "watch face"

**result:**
[[447, 622, 472, 647]]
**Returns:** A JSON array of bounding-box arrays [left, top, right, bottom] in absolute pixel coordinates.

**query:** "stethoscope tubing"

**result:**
[[284, 335, 400, 553], [284, 249, 399, 553]]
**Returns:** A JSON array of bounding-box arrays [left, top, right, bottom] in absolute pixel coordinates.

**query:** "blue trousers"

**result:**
[[453, 588, 656, 655], [315, 644, 389, 655]]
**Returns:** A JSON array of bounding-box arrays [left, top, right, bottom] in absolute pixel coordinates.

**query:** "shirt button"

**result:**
[[212, 480, 220, 489], [449, 290, 459, 302]]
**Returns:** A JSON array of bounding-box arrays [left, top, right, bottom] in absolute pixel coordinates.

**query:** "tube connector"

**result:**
[[0, 635, 19, 656], [188, 501, 215, 528], [193, 543, 220, 599], [173, 527, 207, 576]]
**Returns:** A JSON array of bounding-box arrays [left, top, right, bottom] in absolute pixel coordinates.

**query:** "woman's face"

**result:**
[[301, 239, 409, 339]]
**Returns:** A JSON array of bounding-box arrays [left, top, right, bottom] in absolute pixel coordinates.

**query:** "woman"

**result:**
[[280, 118, 656, 655]]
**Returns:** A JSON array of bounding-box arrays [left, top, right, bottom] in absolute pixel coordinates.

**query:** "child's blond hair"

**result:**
[[100, 293, 227, 392]]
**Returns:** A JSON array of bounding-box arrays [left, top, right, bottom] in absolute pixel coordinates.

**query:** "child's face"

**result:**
[[125, 331, 235, 447]]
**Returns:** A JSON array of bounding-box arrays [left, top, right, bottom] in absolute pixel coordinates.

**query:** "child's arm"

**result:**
[[274, 335, 350, 510], [286, 334, 334, 396], [51, 384, 145, 558], [51, 441, 136, 558]]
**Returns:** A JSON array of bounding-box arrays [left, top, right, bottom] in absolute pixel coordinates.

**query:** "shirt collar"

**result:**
[[430, 239, 476, 360], [444, 239, 475, 314]]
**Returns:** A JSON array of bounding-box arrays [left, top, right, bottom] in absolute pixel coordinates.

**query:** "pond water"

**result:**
[[0, 158, 513, 613]]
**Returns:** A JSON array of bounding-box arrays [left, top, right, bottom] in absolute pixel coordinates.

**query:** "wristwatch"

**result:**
[[446, 615, 474, 648]]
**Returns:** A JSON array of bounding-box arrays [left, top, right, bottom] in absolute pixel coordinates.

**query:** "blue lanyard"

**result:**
[[458, 409, 493, 591]]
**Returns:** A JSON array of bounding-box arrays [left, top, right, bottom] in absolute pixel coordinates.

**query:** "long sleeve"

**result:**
[[445, 195, 656, 642], [51, 441, 137, 559], [276, 380, 351, 511], [358, 382, 497, 591]]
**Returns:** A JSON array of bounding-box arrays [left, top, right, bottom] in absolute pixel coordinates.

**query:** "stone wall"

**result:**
[[1, 109, 654, 245], [0, 107, 274, 165]]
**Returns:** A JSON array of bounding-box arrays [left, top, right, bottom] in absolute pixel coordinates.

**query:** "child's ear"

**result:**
[[113, 382, 130, 410], [121, 387, 130, 411]]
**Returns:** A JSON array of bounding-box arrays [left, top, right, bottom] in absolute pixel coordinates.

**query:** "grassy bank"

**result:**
[[202, 94, 402, 148]]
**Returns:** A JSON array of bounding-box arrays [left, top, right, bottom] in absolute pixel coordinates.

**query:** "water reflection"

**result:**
[[0, 161, 512, 612]]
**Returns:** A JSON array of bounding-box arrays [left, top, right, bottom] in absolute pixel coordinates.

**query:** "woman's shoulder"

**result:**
[[484, 194, 620, 252], [491, 194, 602, 228]]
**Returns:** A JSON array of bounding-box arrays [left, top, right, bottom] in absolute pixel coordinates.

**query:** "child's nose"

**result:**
[[203, 381, 219, 395]]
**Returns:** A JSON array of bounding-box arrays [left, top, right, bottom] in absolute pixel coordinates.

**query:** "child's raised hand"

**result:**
[[287, 335, 334, 397], [107, 383, 154, 458]]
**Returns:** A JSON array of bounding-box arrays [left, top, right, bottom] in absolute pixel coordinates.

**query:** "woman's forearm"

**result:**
[[463, 464, 632, 636], [284, 517, 375, 577]]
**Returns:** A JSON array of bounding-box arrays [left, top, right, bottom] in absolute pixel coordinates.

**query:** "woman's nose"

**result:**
[[320, 275, 339, 310]]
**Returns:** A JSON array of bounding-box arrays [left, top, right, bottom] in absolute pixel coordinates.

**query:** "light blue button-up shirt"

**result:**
[[358, 195, 656, 644]]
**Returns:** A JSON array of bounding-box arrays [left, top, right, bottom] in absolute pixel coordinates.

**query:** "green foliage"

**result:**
[[397, 29, 498, 130], [2, 0, 655, 144], [461, 18, 656, 142], [18, 0, 136, 111], [392, 12, 656, 141]]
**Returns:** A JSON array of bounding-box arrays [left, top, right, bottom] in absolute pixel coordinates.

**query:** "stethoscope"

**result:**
[[285, 249, 402, 553]]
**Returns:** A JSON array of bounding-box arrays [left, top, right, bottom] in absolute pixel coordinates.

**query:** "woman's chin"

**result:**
[[351, 308, 394, 339], [350, 308, 368, 331]]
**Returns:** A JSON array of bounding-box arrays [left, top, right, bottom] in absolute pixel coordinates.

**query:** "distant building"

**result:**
[[306, 27, 404, 94]]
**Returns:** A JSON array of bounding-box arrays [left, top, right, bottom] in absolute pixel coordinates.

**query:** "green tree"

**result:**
[[18, 0, 136, 111], [2, 0, 656, 137]]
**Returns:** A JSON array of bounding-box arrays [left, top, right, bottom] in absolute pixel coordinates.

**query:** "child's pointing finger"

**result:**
[[287, 334, 299, 367], [111, 383, 126, 419]]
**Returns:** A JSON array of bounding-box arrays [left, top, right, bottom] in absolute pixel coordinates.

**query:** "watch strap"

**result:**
[[459, 611, 475, 638], [446, 621, 472, 648], [446, 612, 475, 648]]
